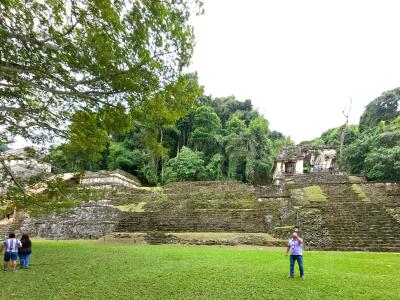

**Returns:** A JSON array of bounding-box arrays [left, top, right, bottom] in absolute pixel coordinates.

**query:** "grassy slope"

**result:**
[[1, 241, 399, 299]]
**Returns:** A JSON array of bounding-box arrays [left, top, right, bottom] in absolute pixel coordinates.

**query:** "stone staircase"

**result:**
[[114, 209, 267, 233], [0, 219, 24, 239], [301, 185, 400, 252], [0, 223, 12, 239]]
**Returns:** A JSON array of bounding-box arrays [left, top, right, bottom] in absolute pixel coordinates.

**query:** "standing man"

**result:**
[[3, 233, 22, 272], [285, 230, 304, 279]]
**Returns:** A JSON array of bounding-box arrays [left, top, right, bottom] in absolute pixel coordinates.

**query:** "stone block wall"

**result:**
[[115, 209, 268, 233], [285, 173, 351, 188], [19, 200, 121, 239], [13, 175, 400, 251], [82, 170, 142, 190]]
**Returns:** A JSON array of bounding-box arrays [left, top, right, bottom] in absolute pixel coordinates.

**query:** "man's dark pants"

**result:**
[[290, 254, 304, 277]]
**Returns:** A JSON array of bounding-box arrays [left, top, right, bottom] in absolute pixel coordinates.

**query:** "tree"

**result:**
[[58, 110, 110, 171], [189, 106, 222, 159], [49, 102, 132, 172], [364, 146, 400, 181], [132, 75, 203, 183], [163, 146, 205, 182], [300, 125, 359, 147], [205, 153, 224, 180], [107, 142, 149, 182], [0, 0, 203, 143], [359, 88, 400, 132], [224, 114, 248, 181], [246, 116, 274, 184], [207, 96, 253, 126], [343, 116, 400, 180]]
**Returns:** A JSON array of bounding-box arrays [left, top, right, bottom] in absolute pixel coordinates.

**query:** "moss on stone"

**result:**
[[349, 176, 365, 183], [351, 184, 370, 202], [286, 180, 295, 186], [274, 225, 293, 230], [116, 202, 147, 212], [303, 185, 327, 202]]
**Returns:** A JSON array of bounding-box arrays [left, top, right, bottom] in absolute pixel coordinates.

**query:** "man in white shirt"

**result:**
[[2, 233, 22, 272], [285, 230, 304, 279]]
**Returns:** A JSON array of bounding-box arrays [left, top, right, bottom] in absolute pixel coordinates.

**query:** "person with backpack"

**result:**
[[19, 234, 32, 269], [3, 233, 22, 272]]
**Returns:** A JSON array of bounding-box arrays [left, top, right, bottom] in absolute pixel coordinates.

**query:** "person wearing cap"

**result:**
[[285, 229, 304, 279]]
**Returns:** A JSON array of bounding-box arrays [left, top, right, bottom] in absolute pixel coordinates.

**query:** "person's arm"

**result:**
[[293, 232, 303, 244]]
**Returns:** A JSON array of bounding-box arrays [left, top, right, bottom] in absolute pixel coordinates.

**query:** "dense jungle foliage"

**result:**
[[50, 95, 292, 185]]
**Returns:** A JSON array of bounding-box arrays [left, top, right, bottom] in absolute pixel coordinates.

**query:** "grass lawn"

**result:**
[[1, 241, 399, 299]]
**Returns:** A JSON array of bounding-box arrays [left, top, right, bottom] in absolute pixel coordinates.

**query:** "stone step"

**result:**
[[325, 232, 400, 236], [325, 241, 400, 245], [324, 226, 398, 230], [323, 229, 400, 233], [328, 237, 400, 242], [329, 244, 400, 249], [319, 225, 399, 230], [329, 245, 400, 250], [322, 235, 400, 240], [323, 221, 397, 226], [324, 218, 398, 223], [323, 217, 393, 220], [323, 215, 394, 218], [322, 246, 400, 252], [0, 224, 12, 239]]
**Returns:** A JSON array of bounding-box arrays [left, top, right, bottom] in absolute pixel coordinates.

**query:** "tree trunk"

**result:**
[[160, 127, 164, 184]]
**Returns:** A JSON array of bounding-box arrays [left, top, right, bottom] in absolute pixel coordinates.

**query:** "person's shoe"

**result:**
[[288, 276, 294, 279], [300, 276, 305, 280], [3, 269, 7, 272], [12, 269, 17, 272]]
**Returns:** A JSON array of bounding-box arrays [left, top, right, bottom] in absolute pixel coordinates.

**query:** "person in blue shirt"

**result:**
[[285, 230, 304, 279], [2, 233, 22, 272]]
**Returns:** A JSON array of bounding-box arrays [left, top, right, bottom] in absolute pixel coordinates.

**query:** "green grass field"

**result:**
[[1, 241, 399, 299]]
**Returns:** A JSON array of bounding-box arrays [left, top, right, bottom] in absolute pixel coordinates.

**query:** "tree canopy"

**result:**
[[0, 0, 202, 143], [359, 88, 400, 132], [51, 96, 291, 185]]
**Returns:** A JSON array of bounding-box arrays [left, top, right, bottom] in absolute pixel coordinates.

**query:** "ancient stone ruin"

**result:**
[[0, 147, 52, 195], [273, 145, 337, 177], [1, 149, 399, 252]]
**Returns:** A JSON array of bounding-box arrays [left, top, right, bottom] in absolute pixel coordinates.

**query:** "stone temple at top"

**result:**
[[273, 146, 337, 178]]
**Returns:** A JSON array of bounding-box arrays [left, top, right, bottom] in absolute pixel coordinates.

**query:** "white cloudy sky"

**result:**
[[188, 0, 400, 142]]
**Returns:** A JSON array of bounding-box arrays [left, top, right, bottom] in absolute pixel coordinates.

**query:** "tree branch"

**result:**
[[1, 29, 61, 51]]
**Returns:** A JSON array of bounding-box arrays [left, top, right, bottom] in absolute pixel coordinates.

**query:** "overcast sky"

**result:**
[[188, 0, 400, 142]]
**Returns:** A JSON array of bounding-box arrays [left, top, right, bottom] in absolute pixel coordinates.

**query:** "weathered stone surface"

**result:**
[[19, 200, 121, 239], [115, 209, 268, 233], [10, 174, 400, 251], [0, 147, 51, 195], [298, 208, 333, 249], [109, 232, 286, 247], [82, 170, 142, 190]]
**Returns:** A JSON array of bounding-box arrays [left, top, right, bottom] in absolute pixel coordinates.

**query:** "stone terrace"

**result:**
[[7, 173, 400, 251]]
